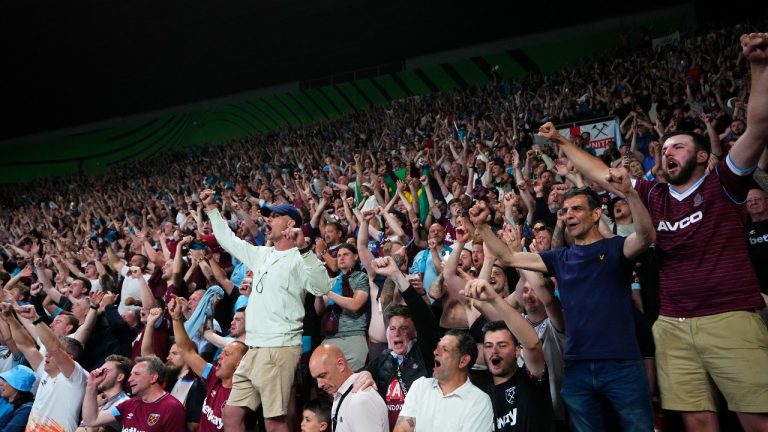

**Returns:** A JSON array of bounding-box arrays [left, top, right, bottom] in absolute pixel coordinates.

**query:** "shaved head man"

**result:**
[[309, 345, 388, 432]]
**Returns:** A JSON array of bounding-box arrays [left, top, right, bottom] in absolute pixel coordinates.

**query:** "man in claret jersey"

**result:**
[[83, 355, 186, 432], [539, 32, 768, 432]]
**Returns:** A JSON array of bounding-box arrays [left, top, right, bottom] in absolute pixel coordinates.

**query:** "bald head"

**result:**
[[309, 344, 352, 395]]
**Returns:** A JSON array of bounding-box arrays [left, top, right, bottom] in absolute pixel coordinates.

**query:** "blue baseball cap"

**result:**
[[260, 204, 303, 227], [0, 365, 36, 392]]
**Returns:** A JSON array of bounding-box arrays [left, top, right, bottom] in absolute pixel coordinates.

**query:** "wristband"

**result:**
[[32, 317, 45, 326], [299, 245, 313, 255], [90, 304, 99, 310]]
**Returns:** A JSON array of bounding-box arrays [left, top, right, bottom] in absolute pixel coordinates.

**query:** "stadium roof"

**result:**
[[0, 0, 712, 141]]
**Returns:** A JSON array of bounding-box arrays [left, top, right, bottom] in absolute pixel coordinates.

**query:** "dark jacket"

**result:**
[[0, 401, 33, 432], [365, 285, 440, 399]]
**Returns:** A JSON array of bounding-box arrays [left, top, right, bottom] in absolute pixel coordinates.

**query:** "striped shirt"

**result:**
[[634, 155, 762, 317]]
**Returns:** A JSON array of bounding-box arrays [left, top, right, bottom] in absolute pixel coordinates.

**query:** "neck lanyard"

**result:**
[[332, 386, 353, 431], [394, 357, 409, 397]]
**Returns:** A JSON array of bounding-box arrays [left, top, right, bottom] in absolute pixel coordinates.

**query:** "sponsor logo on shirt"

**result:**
[[657, 211, 703, 232], [496, 408, 518, 429], [202, 399, 224, 430], [749, 234, 768, 244]]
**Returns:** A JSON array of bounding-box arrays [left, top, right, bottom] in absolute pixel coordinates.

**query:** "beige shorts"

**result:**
[[653, 311, 768, 412], [227, 345, 301, 417]]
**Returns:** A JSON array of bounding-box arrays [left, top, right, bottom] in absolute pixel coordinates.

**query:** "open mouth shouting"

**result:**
[[666, 159, 679, 175], [488, 355, 503, 368], [392, 338, 405, 351]]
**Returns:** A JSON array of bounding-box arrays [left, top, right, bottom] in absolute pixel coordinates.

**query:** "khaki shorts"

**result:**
[[227, 345, 301, 417], [653, 311, 768, 412]]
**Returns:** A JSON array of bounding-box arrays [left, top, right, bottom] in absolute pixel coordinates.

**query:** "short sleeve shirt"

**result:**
[[112, 392, 186, 432]]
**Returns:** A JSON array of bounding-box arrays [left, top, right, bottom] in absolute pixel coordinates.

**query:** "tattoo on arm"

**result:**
[[551, 224, 565, 249]]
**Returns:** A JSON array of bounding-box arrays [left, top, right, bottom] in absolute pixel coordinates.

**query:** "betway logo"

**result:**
[[496, 408, 517, 429], [123, 428, 145, 432], [750, 234, 768, 244], [657, 211, 703, 232], [202, 402, 224, 429]]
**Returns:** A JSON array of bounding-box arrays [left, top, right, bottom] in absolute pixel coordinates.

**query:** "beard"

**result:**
[[663, 156, 698, 185]]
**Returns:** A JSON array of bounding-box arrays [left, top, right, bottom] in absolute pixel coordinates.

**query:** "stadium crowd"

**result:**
[[0, 23, 766, 432]]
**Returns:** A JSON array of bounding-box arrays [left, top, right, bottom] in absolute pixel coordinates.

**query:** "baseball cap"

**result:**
[[189, 240, 209, 251], [0, 365, 36, 392], [260, 204, 303, 227]]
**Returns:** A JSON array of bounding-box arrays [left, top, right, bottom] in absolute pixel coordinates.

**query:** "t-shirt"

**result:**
[[111, 392, 186, 432], [410, 246, 453, 303], [539, 236, 640, 360], [489, 366, 555, 432], [118, 267, 151, 314], [28, 362, 89, 432], [385, 372, 406, 430], [531, 318, 565, 421], [634, 156, 763, 317], [328, 271, 370, 335], [198, 364, 231, 432], [747, 218, 768, 293]]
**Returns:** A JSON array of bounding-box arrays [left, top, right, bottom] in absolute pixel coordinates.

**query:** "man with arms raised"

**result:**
[[470, 167, 656, 431], [538, 32, 768, 432], [200, 189, 330, 432], [361, 255, 440, 429], [462, 278, 555, 432], [1, 302, 88, 432], [167, 296, 248, 431]]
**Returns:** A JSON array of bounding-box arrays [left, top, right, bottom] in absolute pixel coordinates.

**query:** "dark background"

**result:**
[[0, 0, 754, 140]]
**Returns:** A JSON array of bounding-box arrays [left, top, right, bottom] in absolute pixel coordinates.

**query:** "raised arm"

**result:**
[[606, 167, 655, 259], [72, 292, 103, 345], [538, 122, 613, 192], [105, 244, 125, 273], [18, 305, 77, 378], [0, 304, 42, 371], [461, 279, 545, 378], [469, 201, 547, 273], [168, 299, 208, 378], [83, 369, 119, 427], [201, 189, 261, 266], [730, 33, 768, 170], [355, 210, 376, 275], [519, 269, 564, 332], [206, 258, 235, 294], [34, 258, 63, 306]]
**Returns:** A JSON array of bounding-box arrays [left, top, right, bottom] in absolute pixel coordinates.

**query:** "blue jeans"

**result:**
[[561, 359, 653, 432]]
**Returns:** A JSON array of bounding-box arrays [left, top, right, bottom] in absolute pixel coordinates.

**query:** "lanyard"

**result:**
[[332, 386, 353, 431], [395, 359, 409, 397]]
